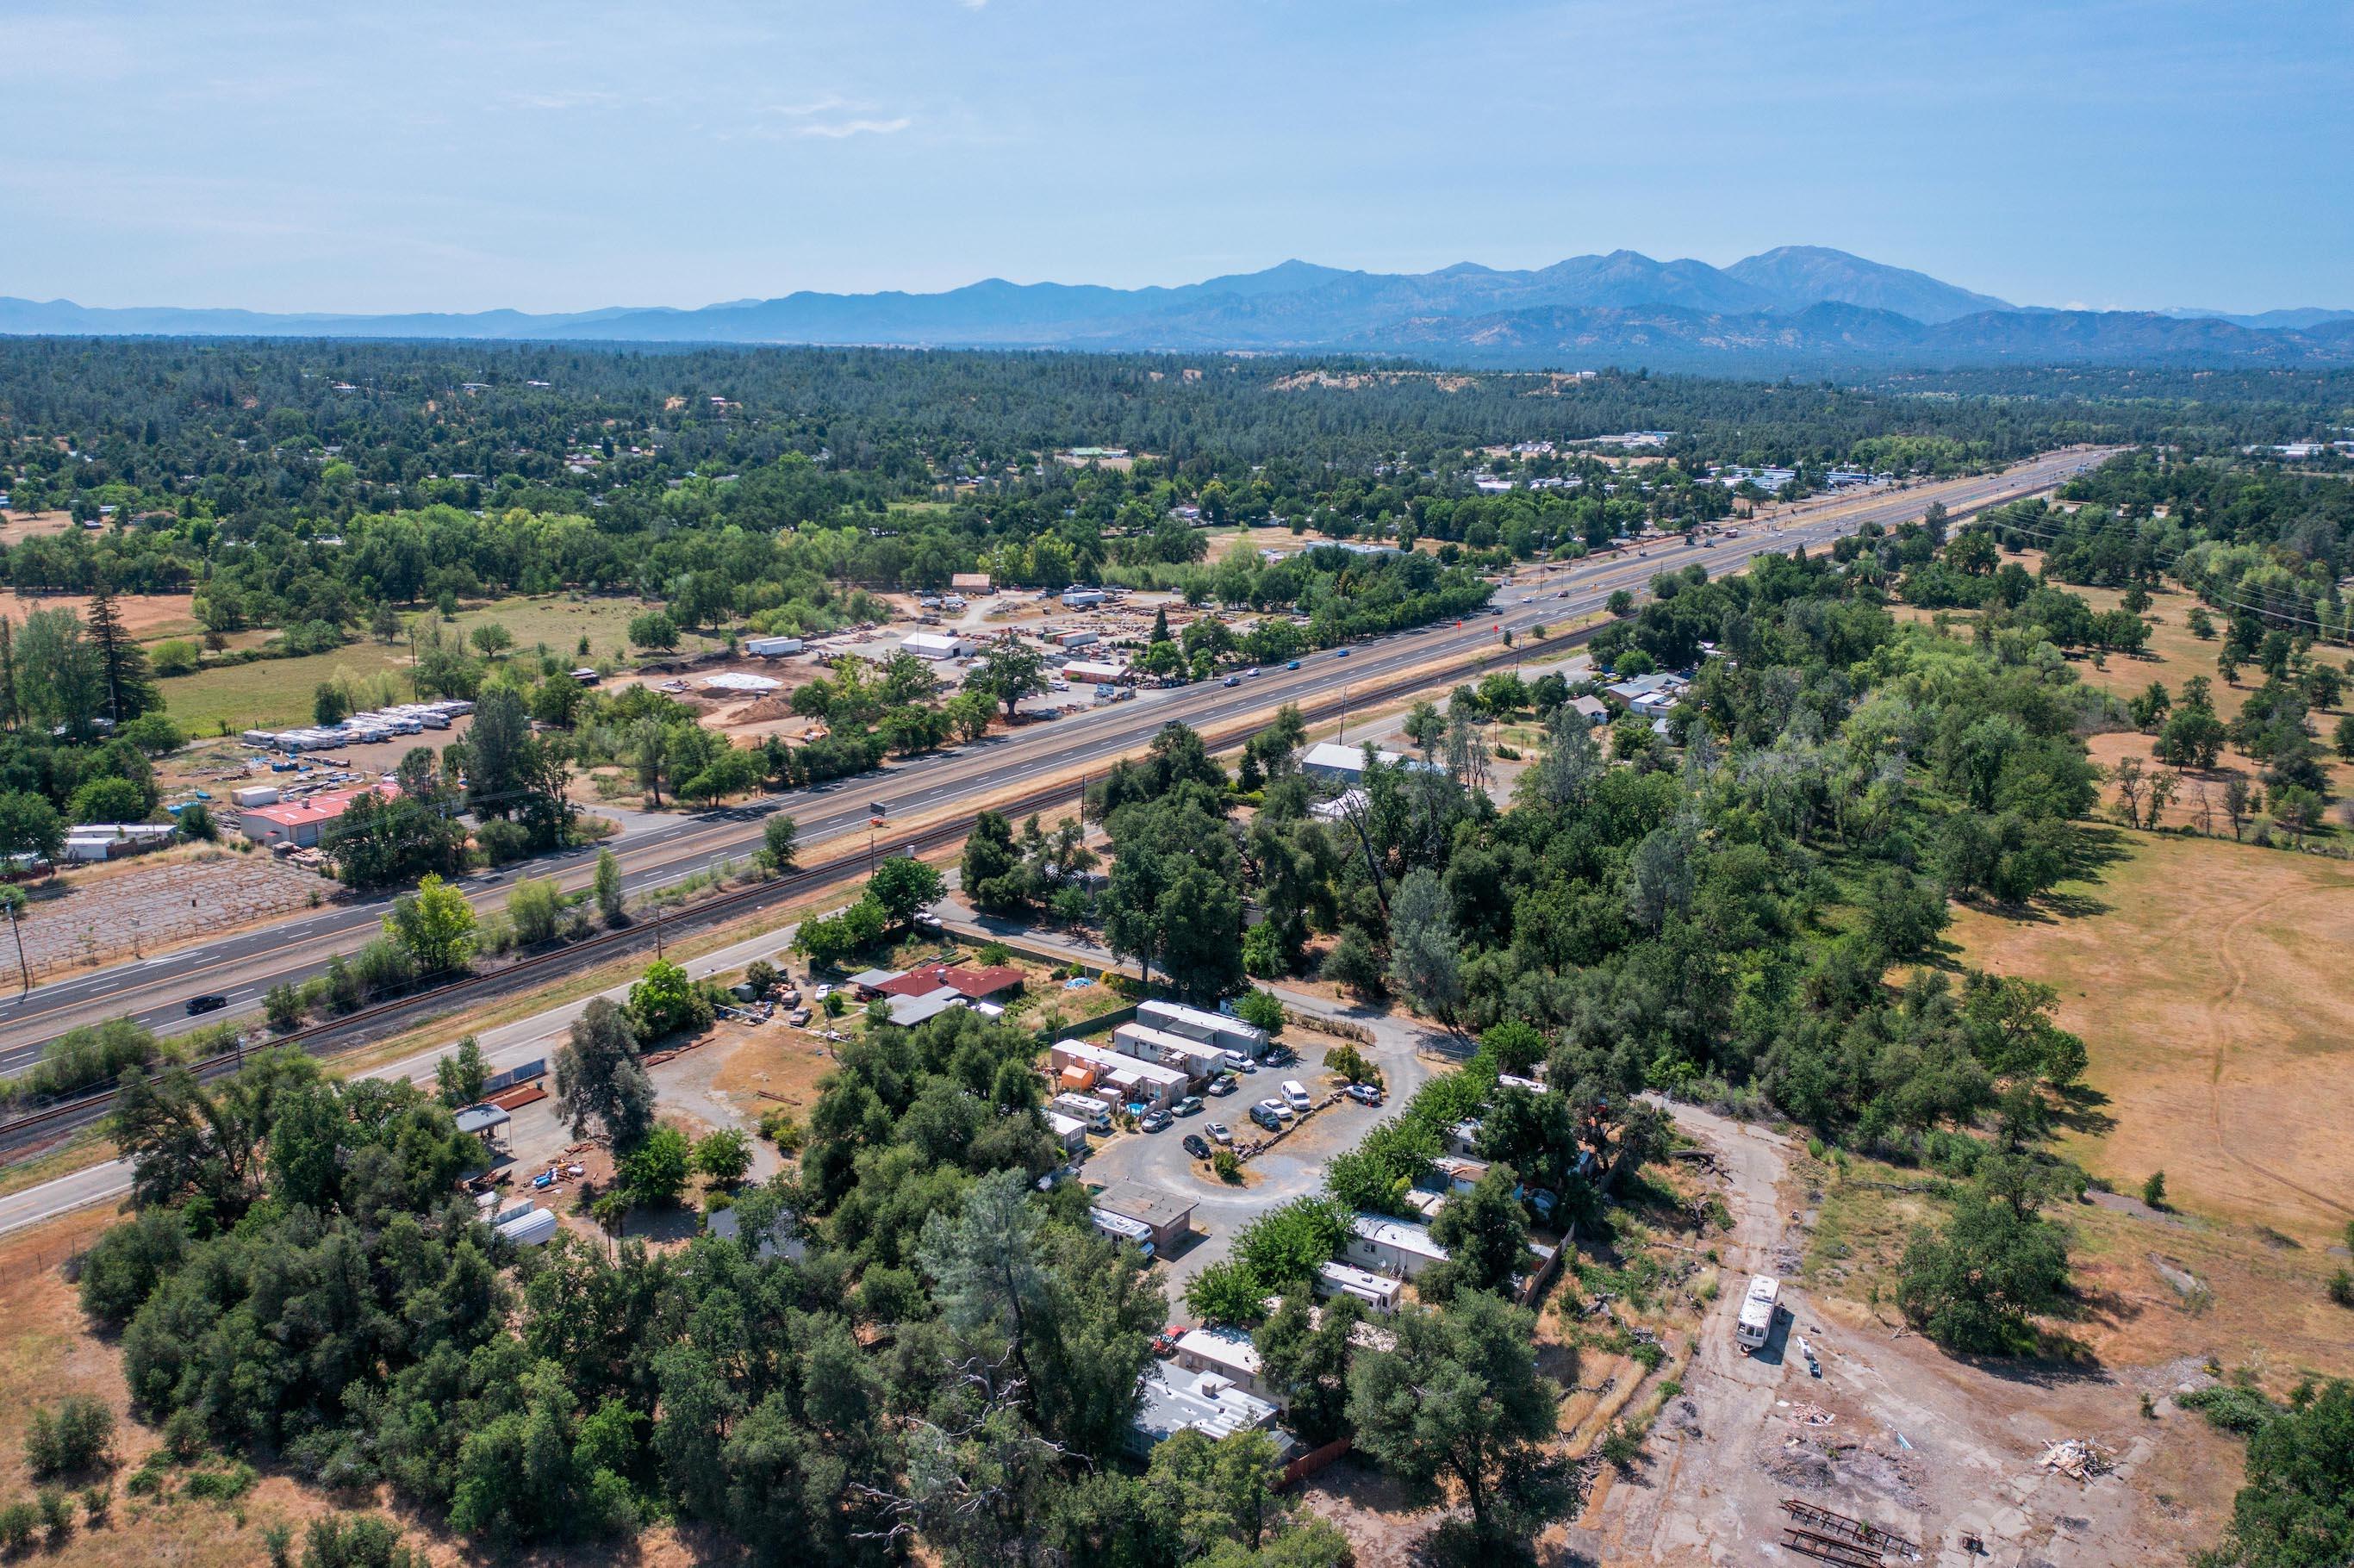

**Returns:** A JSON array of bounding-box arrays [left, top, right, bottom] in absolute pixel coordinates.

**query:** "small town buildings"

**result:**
[[1044, 1111, 1092, 1154], [1172, 1327, 1273, 1401], [950, 572, 993, 594], [239, 782, 401, 850], [1567, 694, 1611, 726], [1137, 999, 1268, 1060], [1315, 1260, 1404, 1315], [1126, 1368, 1286, 1458], [1345, 1212, 1451, 1279], [1089, 1179, 1196, 1253], [885, 992, 968, 1029], [62, 823, 177, 862], [1603, 672, 1687, 717], [1049, 1041, 1189, 1109], [1062, 659, 1129, 684], [452, 1104, 511, 1147], [1301, 740, 1404, 784], [1112, 1022, 1225, 1079], [1061, 588, 1108, 610], [745, 636, 805, 657], [902, 632, 973, 660]]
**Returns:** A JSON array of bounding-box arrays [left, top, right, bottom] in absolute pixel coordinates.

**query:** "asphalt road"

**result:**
[[0, 446, 2113, 1068]]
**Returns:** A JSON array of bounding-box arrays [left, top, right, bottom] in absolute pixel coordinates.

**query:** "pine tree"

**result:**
[[0, 619, 18, 730], [82, 584, 155, 725]]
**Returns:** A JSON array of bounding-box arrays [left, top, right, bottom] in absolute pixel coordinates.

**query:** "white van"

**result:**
[[1280, 1080, 1312, 1112]]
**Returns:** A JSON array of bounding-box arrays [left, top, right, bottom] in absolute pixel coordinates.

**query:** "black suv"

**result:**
[[185, 994, 230, 1016]]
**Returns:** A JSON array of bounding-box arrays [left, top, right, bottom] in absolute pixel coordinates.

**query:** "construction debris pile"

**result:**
[[1776, 1498, 1921, 1565], [2040, 1437, 2114, 1481]]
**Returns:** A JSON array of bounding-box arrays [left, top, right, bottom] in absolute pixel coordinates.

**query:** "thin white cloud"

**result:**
[[760, 95, 851, 118], [798, 116, 912, 139]]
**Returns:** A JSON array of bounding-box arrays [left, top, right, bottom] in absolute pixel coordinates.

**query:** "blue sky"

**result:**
[[3, 0, 2347, 314]]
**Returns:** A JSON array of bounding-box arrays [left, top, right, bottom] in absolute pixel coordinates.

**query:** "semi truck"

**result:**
[[1735, 1274, 1780, 1352]]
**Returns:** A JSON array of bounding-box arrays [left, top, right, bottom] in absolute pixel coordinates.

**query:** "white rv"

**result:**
[[1735, 1274, 1780, 1353]]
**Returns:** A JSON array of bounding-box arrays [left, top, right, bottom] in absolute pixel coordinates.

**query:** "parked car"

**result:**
[[1345, 1082, 1384, 1105], [1259, 1098, 1296, 1123], [788, 1007, 813, 1026], [1140, 1107, 1172, 1132], [1175, 1095, 1204, 1117], [1151, 1323, 1186, 1358], [1206, 1123, 1233, 1145], [1207, 1073, 1237, 1096], [185, 994, 229, 1016], [1181, 1134, 1211, 1160], [1249, 1103, 1285, 1132], [1221, 1050, 1257, 1073], [1280, 1080, 1312, 1112]]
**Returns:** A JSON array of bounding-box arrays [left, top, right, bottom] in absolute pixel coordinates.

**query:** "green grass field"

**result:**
[[154, 594, 696, 734]]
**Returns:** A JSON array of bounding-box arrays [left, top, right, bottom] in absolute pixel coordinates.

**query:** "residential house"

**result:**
[[1345, 1212, 1451, 1279]]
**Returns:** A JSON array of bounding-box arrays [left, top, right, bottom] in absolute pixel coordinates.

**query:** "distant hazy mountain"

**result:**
[[1722, 246, 2014, 324], [5, 247, 2351, 372]]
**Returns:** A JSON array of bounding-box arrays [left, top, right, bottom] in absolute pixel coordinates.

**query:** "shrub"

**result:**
[[301, 1515, 427, 1568], [1212, 1149, 1242, 1183], [183, 1463, 257, 1502], [25, 1396, 114, 1477], [2328, 1269, 2354, 1310], [0, 1501, 37, 1556], [2181, 1385, 2276, 1435], [151, 639, 201, 677]]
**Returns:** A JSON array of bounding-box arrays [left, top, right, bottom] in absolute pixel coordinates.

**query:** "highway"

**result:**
[[0, 446, 2114, 1073]]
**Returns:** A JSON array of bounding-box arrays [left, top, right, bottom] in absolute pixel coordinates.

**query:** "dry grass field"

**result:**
[[153, 594, 673, 734], [1948, 831, 2354, 1246], [0, 592, 199, 640]]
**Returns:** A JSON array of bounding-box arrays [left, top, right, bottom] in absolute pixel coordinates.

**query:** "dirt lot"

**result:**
[[1947, 831, 2354, 1244], [1576, 1103, 2250, 1567], [15, 845, 332, 977]]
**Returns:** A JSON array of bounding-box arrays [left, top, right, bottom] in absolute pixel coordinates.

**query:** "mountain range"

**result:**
[[5, 246, 2351, 373]]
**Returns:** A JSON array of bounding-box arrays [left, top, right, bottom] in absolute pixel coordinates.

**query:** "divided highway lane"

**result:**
[[0, 447, 2112, 1067]]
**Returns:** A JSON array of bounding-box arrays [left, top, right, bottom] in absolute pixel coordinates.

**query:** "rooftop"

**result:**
[[1091, 1179, 1198, 1231]]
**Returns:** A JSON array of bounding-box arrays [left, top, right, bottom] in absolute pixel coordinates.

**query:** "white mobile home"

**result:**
[[1345, 1213, 1451, 1279], [1137, 999, 1268, 1060]]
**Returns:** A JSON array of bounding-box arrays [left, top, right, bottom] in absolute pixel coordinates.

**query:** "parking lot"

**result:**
[[1079, 989, 1441, 1294]]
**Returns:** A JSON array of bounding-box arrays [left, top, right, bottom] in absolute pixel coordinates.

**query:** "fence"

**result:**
[[1279, 1437, 1353, 1489]]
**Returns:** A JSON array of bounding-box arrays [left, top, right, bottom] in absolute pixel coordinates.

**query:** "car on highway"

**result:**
[[185, 993, 229, 1016], [1140, 1107, 1172, 1133], [1243, 666, 1261, 678], [1181, 1134, 1211, 1160], [1286, 660, 1300, 670], [1345, 1083, 1384, 1105], [1175, 1095, 1204, 1117], [1223, 675, 1241, 687], [1336, 647, 1350, 657], [1249, 1103, 1285, 1132], [1205, 1122, 1233, 1145]]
